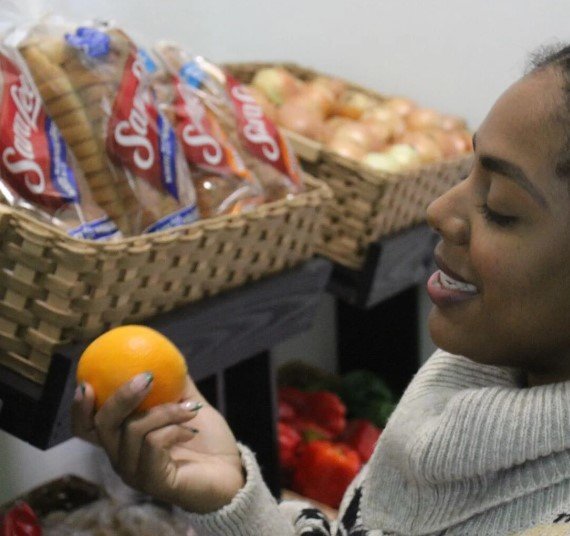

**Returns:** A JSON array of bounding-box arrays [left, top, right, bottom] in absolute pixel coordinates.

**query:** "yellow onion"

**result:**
[[362, 151, 404, 173], [251, 67, 303, 105], [361, 105, 406, 138], [330, 121, 374, 151], [327, 138, 368, 161], [397, 131, 443, 163], [312, 76, 348, 99], [296, 81, 336, 115], [321, 116, 352, 143], [361, 118, 392, 151], [246, 85, 279, 122], [277, 101, 324, 139], [384, 96, 417, 117], [406, 108, 443, 131]]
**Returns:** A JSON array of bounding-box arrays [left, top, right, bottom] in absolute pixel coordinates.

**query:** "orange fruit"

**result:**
[[77, 325, 188, 411]]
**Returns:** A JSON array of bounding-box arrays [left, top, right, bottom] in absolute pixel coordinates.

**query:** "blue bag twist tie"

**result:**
[[65, 27, 110, 58]]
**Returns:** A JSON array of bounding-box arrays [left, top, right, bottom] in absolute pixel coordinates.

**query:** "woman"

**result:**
[[73, 44, 570, 535]]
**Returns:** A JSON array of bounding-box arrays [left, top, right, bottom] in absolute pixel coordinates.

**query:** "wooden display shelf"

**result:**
[[0, 258, 332, 499]]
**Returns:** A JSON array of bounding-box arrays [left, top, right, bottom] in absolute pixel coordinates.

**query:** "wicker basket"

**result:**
[[0, 175, 331, 385], [225, 62, 473, 270]]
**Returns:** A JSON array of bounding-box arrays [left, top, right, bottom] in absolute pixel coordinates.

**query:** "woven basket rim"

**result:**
[[0, 174, 331, 250]]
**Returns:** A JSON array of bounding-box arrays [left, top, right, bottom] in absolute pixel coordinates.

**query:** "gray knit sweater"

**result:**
[[183, 350, 570, 535]]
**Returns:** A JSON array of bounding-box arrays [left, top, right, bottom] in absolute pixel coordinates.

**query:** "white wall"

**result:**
[[1, 0, 569, 503]]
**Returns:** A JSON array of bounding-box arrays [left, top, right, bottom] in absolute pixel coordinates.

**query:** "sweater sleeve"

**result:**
[[179, 444, 339, 535], [398, 351, 570, 481]]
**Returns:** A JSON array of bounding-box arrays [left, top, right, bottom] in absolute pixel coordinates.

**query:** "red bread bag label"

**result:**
[[225, 73, 302, 188], [0, 53, 79, 209], [173, 75, 252, 181], [107, 51, 179, 200]]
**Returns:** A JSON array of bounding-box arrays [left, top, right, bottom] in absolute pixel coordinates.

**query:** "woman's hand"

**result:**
[[72, 373, 245, 513]]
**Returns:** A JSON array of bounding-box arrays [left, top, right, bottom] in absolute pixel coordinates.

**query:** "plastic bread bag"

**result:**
[[0, 45, 122, 240], [148, 48, 265, 217], [9, 18, 200, 235], [41, 451, 195, 536], [42, 499, 193, 536], [155, 42, 304, 202]]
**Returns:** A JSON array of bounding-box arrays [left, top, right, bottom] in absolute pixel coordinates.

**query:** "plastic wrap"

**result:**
[[155, 42, 304, 202], [0, 44, 121, 240], [10, 19, 200, 235], [150, 49, 265, 217]]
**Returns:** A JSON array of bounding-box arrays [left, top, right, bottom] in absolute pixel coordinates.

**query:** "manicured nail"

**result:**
[[74, 383, 85, 401], [180, 400, 203, 412], [130, 372, 153, 393]]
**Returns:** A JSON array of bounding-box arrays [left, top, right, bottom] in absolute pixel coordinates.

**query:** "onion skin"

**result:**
[[297, 81, 336, 115], [397, 131, 443, 163], [327, 138, 368, 161], [251, 67, 302, 105], [247, 85, 279, 122], [277, 101, 324, 139], [330, 121, 374, 151], [406, 108, 443, 131], [384, 96, 417, 117]]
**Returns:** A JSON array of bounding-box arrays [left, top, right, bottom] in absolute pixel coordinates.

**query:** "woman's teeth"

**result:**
[[439, 271, 477, 293]]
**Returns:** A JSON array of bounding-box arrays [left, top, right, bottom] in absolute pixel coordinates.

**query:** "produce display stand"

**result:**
[[0, 257, 332, 499], [327, 223, 436, 309], [326, 224, 438, 399]]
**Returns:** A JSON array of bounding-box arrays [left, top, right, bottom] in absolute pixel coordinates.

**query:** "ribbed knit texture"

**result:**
[[178, 349, 570, 535], [363, 350, 570, 535]]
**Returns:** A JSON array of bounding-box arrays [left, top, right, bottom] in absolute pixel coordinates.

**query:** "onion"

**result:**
[[312, 76, 347, 99], [406, 108, 442, 131], [440, 114, 467, 131], [361, 118, 392, 151], [321, 116, 351, 143], [425, 129, 457, 158], [327, 138, 368, 161], [362, 104, 399, 124], [384, 96, 417, 117], [332, 91, 377, 119], [387, 144, 422, 168], [448, 129, 474, 154], [296, 81, 336, 115], [398, 131, 443, 163], [246, 85, 279, 122], [330, 121, 374, 151], [251, 67, 303, 105], [362, 151, 404, 173], [277, 101, 324, 139], [361, 105, 406, 138]]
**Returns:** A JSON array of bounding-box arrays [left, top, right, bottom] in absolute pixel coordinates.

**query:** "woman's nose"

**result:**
[[426, 181, 470, 245]]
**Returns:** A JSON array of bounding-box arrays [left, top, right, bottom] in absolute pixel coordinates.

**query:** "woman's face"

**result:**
[[426, 67, 570, 385]]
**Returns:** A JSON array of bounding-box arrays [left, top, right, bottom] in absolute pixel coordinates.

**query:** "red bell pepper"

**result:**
[[278, 422, 302, 471], [278, 399, 297, 422], [303, 391, 346, 436], [278, 387, 347, 437], [288, 416, 334, 442], [340, 418, 382, 463], [278, 386, 308, 412], [292, 440, 361, 509], [0, 502, 42, 536]]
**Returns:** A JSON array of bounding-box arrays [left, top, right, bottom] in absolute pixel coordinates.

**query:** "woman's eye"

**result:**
[[477, 203, 518, 227]]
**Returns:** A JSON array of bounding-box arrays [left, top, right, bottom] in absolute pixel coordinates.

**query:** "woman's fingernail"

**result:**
[[130, 372, 153, 393], [180, 401, 203, 412], [74, 383, 85, 401]]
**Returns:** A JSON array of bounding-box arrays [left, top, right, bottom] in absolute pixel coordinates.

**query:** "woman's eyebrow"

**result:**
[[473, 133, 548, 208]]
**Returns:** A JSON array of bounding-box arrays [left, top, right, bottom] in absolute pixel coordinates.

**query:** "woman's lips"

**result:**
[[427, 269, 479, 306]]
